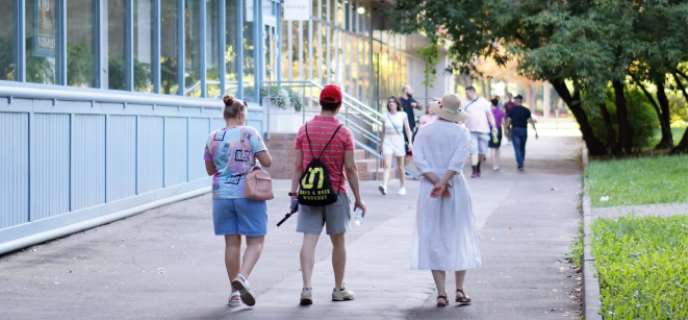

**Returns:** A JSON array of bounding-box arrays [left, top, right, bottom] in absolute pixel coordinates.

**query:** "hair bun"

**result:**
[[223, 95, 235, 106]]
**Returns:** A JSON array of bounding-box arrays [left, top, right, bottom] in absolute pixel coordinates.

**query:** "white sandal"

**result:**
[[231, 274, 256, 306], [228, 291, 241, 307]]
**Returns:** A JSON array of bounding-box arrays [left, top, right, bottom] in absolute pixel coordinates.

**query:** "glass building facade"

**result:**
[[1, 0, 451, 108], [0, 0, 281, 102]]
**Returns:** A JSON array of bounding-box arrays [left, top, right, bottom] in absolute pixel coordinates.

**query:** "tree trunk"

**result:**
[[654, 75, 674, 149], [670, 72, 688, 153], [486, 78, 492, 99], [673, 127, 688, 153], [599, 102, 621, 155], [612, 80, 632, 153], [550, 80, 608, 155], [632, 75, 672, 149]]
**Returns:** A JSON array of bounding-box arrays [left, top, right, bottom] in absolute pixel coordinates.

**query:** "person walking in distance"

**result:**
[[503, 93, 515, 146], [379, 96, 413, 196], [418, 101, 439, 128], [290, 84, 367, 305], [488, 98, 506, 171], [461, 86, 497, 178], [204, 95, 273, 307], [412, 93, 482, 307], [503, 92, 515, 113], [504, 95, 538, 171], [400, 85, 422, 167]]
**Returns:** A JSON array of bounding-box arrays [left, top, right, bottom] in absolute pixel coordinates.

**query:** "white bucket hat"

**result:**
[[430, 93, 468, 122]]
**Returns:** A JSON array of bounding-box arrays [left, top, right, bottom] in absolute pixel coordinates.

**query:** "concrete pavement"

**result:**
[[0, 119, 584, 320]]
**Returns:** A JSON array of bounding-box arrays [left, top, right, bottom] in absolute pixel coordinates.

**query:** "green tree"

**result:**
[[386, 0, 688, 155]]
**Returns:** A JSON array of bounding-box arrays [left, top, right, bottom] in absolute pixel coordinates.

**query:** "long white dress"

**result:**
[[411, 120, 482, 271]]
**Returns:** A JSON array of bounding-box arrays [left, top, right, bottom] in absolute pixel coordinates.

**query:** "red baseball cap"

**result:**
[[320, 84, 343, 103]]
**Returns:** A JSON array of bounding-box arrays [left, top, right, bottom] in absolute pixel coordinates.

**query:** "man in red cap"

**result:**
[[290, 84, 367, 305]]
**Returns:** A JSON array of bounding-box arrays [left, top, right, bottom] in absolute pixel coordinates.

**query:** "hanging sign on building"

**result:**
[[35, 0, 56, 58], [283, 0, 310, 21]]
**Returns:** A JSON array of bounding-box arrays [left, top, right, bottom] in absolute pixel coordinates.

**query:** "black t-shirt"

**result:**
[[399, 97, 417, 130], [506, 105, 532, 128]]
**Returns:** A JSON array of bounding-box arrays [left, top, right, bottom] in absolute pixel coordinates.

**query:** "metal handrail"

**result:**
[[260, 80, 421, 180], [262, 80, 383, 122]]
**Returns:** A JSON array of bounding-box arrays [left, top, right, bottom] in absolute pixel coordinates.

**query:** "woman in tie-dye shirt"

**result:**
[[204, 95, 272, 307]]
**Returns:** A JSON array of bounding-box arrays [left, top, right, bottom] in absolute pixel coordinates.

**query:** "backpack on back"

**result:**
[[298, 123, 345, 206]]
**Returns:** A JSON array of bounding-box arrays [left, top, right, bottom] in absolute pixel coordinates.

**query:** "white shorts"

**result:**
[[383, 134, 406, 157], [470, 132, 490, 154]]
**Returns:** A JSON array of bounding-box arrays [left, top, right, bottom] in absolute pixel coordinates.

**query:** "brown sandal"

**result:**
[[436, 295, 449, 307], [456, 289, 471, 304]]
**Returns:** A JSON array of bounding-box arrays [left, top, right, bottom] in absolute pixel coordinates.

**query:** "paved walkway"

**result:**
[[592, 203, 688, 219], [1, 119, 584, 320]]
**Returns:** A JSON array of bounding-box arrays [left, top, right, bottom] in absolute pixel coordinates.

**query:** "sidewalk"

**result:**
[[0, 119, 584, 320]]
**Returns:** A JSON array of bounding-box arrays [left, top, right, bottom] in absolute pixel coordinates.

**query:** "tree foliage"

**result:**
[[386, 0, 688, 155]]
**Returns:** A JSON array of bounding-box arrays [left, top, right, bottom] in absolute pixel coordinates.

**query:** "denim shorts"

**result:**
[[212, 198, 268, 237], [469, 132, 490, 154]]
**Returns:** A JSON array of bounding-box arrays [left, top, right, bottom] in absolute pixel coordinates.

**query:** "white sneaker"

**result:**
[[300, 287, 313, 305], [398, 187, 406, 196], [332, 287, 355, 301], [228, 291, 241, 307], [378, 185, 387, 195], [231, 274, 256, 306]]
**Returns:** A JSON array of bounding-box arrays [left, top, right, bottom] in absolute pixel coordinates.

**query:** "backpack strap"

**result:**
[[239, 126, 255, 174], [318, 124, 344, 159]]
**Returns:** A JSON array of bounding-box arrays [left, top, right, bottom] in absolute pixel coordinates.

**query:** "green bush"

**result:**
[[591, 215, 688, 320], [587, 86, 660, 151], [245, 85, 304, 111]]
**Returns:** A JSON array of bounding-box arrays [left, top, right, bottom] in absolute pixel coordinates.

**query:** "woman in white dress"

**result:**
[[379, 96, 413, 196], [411, 94, 482, 307]]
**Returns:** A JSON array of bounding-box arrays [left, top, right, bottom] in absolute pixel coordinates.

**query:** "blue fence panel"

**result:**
[[72, 114, 106, 211], [106, 115, 137, 202], [0, 87, 264, 250], [189, 118, 211, 181], [211, 119, 225, 132], [33, 113, 71, 221], [164, 117, 189, 187], [137, 116, 164, 194], [0, 112, 29, 229]]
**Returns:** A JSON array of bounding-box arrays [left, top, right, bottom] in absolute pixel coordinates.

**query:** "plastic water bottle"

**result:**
[[354, 208, 364, 226], [491, 130, 499, 143]]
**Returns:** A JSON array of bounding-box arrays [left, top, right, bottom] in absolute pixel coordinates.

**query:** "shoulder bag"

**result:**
[[241, 127, 275, 200]]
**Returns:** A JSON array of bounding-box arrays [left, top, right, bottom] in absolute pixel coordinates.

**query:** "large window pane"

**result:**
[[225, 0, 238, 95], [108, 0, 126, 90], [206, 0, 221, 98], [243, 0, 255, 101], [26, 0, 57, 84], [0, 0, 16, 80], [184, 0, 201, 97], [134, 0, 155, 92], [160, 0, 178, 95], [67, 0, 97, 87]]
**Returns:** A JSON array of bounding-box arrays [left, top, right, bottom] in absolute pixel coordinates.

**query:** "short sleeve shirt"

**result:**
[[506, 105, 532, 128], [490, 108, 506, 128], [204, 126, 267, 199], [399, 97, 418, 130], [294, 116, 355, 194], [462, 97, 492, 133]]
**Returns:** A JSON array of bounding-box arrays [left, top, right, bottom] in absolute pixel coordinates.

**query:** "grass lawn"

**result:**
[[591, 216, 688, 319], [585, 154, 688, 207]]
